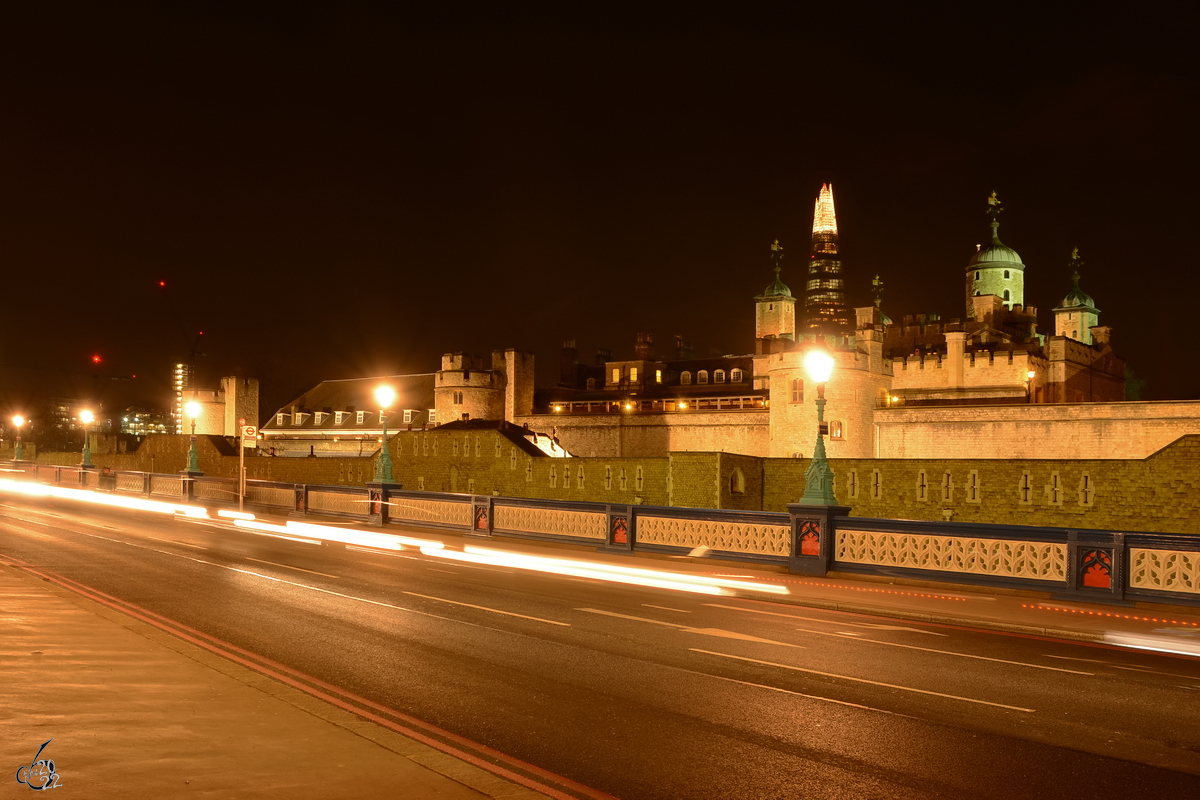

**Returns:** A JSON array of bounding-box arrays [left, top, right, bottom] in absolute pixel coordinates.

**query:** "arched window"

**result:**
[[715, 369, 726, 383], [829, 420, 845, 440], [681, 371, 692, 385], [975, 271, 981, 281], [729, 467, 745, 495], [698, 370, 709, 384], [586, 378, 595, 390], [790, 378, 804, 403], [731, 368, 743, 382], [975, 290, 981, 296], [1003, 289, 1011, 301], [1003, 270, 1010, 279]]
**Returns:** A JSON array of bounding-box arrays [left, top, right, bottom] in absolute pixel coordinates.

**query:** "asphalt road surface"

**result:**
[[3, 495, 1199, 799]]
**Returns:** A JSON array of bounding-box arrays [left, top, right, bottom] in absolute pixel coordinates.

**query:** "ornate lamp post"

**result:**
[[373, 385, 396, 483], [12, 415, 25, 461], [79, 409, 95, 468], [185, 400, 202, 473], [799, 346, 838, 505]]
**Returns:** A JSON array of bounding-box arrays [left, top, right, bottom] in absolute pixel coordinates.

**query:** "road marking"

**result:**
[[704, 603, 948, 636], [1111, 664, 1200, 679], [643, 604, 691, 613], [244, 557, 340, 578], [428, 568, 458, 575], [405, 592, 570, 626], [172, 540, 206, 549], [705, 603, 1090, 674], [667, 664, 919, 719], [1044, 655, 1112, 664], [691, 649, 1035, 712], [577, 608, 801, 647], [345, 546, 420, 559]]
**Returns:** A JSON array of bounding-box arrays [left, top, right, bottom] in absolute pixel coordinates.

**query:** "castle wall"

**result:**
[[760, 435, 1200, 535], [766, 347, 890, 459], [873, 400, 1200, 460], [511, 411, 769, 458]]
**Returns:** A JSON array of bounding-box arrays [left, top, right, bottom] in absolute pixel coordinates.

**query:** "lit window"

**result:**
[[334, 411, 346, 424], [731, 369, 742, 382], [403, 410, 413, 423], [612, 368, 620, 384], [829, 420, 844, 440], [630, 367, 638, 382], [655, 370, 662, 383], [356, 411, 366, 424]]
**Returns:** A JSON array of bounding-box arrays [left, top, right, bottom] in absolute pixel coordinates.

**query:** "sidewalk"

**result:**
[[0, 565, 549, 799]]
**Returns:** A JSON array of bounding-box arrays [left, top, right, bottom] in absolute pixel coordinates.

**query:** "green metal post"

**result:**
[[374, 413, 394, 483], [799, 385, 838, 505]]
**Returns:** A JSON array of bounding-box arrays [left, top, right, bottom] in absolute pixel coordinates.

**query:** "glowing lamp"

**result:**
[[185, 401, 201, 419], [79, 409, 95, 425], [375, 386, 396, 409], [804, 349, 835, 384], [1026, 370, 1036, 380], [12, 415, 25, 428], [678, 402, 688, 410]]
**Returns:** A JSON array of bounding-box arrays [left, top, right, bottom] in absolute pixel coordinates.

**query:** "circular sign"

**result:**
[[241, 426, 257, 439]]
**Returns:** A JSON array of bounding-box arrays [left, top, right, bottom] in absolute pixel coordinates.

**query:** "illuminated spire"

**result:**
[[812, 183, 837, 235]]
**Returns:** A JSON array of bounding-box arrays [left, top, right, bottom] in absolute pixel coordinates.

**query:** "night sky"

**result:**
[[2, 6, 1197, 421]]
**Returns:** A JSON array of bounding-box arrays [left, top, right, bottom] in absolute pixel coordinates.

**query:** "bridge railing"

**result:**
[[2, 460, 1194, 607]]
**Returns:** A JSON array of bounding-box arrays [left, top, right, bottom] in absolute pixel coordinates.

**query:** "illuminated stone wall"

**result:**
[[761, 435, 1200, 535], [512, 410, 769, 459], [875, 400, 1200, 460]]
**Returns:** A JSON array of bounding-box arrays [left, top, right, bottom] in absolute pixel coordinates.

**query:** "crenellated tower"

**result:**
[[755, 239, 796, 348], [1053, 248, 1100, 344], [803, 184, 851, 334], [965, 192, 1025, 318]]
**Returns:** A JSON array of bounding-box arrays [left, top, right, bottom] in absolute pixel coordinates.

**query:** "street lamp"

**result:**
[[79, 409, 95, 468], [185, 400, 201, 473], [374, 385, 396, 483], [799, 346, 838, 505], [12, 415, 25, 461], [1025, 370, 1036, 404]]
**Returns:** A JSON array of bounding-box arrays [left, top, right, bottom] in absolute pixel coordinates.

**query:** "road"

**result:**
[[2, 494, 1199, 799]]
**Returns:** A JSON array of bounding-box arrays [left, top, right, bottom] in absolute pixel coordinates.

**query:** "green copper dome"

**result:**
[[762, 270, 792, 297], [967, 221, 1024, 268], [1058, 270, 1096, 310]]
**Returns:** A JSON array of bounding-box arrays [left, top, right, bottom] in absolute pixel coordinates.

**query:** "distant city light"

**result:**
[[91, 354, 102, 364]]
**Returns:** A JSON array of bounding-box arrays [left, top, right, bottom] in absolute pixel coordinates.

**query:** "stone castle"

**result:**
[[265, 187, 1199, 464]]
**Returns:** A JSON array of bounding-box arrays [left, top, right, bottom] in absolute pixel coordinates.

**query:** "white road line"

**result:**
[[791, 626, 1094, 675], [691, 649, 1035, 712], [706, 603, 1091, 675], [705, 603, 947, 635], [1111, 665, 1200, 679], [172, 540, 206, 549], [667, 664, 918, 719], [244, 557, 340, 578], [345, 545, 420, 559], [577, 608, 801, 647], [643, 605, 691, 613], [1044, 655, 1113, 664], [428, 568, 459, 575], [404, 592, 570, 626]]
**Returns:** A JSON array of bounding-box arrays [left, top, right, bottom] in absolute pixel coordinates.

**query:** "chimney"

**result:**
[[560, 339, 578, 387], [595, 348, 613, 366], [634, 332, 655, 361]]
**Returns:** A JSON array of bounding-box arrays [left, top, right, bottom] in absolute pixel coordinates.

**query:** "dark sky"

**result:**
[[2, 5, 1197, 420]]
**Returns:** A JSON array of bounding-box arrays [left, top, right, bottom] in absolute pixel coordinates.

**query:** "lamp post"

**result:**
[[185, 400, 201, 473], [79, 409, 95, 468], [799, 346, 838, 505], [1025, 370, 1036, 404], [373, 385, 396, 483], [12, 415, 25, 461]]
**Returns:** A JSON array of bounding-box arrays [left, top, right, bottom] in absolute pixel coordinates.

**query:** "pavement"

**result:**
[[3, 502, 1199, 798]]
